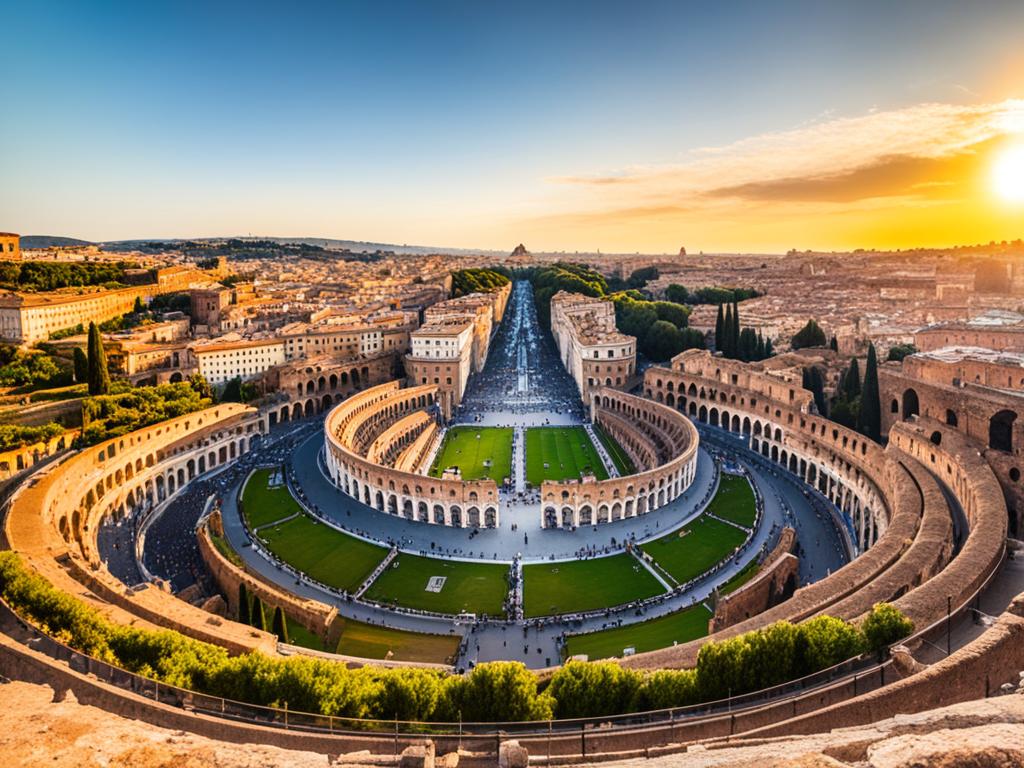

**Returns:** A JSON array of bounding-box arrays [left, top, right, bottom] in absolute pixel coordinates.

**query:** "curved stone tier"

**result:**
[[540, 388, 699, 527], [324, 381, 501, 528]]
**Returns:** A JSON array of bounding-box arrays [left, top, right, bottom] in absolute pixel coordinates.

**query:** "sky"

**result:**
[[2, 0, 1023, 253]]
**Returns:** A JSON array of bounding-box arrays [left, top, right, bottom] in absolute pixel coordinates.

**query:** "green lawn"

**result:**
[[257, 515, 389, 593], [209, 530, 244, 568], [282, 616, 460, 664], [429, 427, 513, 482], [241, 468, 302, 529], [284, 617, 326, 651], [594, 423, 636, 475], [335, 619, 461, 664], [565, 604, 712, 660], [709, 473, 758, 527], [640, 515, 747, 585], [719, 558, 760, 595], [363, 554, 509, 616], [525, 426, 608, 485], [522, 554, 666, 618]]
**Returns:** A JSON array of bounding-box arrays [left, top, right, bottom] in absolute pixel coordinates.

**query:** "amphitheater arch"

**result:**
[[450, 505, 462, 527], [946, 409, 959, 427], [990, 409, 1017, 453], [902, 388, 920, 420], [467, 506, 481, 527], [579, 505, 593, 525], [544, 506, 557, 527]]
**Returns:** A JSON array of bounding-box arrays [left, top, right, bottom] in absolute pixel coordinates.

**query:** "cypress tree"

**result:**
[[829, 335, 839, 352], [731, 300, 741, 355], [86, 322, 110, 395], [844, 357, 862, 400], [272, 606, 289, 644], [714, 304, 724, 351], [72, 347, 88, 384], [723, 304, 734, 358], [859, 344, 882, 442], [764, 337, 774, 357], [251, 595, 267, 631], [238, 584, 250, 625]]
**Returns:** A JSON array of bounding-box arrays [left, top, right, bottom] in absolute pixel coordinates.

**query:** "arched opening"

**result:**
[[902, 388, 919, 420], [946, 409, 958, 428], [989, 410, 1017, 453]]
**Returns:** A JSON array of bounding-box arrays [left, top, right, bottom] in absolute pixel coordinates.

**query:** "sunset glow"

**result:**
[[992, 144, 1024, 204]]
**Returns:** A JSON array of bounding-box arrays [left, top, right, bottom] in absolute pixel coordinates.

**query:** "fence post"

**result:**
[[547, 719, 552, 760], [581, 723, 586, 759]]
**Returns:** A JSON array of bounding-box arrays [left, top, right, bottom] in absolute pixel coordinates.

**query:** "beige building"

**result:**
[[550, 291, 636, 405], [0, 264, 211, 345], [0, 233, 20, 260], [404, 287, 509, 418], [405, 317, 475, 418], [192, 334, 286, 385]]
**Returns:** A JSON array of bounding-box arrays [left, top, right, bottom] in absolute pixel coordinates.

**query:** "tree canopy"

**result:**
[[791, 319, 828, 349], [451, 268, 511, 297]]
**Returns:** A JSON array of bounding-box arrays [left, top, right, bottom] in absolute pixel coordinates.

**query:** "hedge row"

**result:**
[[0, 552, 912, 722]]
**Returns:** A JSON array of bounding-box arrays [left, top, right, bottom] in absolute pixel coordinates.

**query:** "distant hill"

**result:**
[[21, 235, 93, 249]]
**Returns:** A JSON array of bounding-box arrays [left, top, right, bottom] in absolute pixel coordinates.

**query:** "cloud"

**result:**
[[540, 99, 1024, 216], [704, 141, 995, 203]]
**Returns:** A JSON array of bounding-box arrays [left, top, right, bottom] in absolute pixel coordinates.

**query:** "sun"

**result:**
[[992, 144, 1024, 203]]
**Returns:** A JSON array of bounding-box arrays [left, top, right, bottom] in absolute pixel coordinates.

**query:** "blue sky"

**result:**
[[2, 1, 1023, 251]]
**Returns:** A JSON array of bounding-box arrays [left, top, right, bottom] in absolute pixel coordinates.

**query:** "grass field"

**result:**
[[593, 423, 636, 475], [522, 554, 665, 618], [525, 426, 608, 485], [335, 619, 461, 664], [241, 468, 301, 529], [640, 515, 747, 585], [364, 554, 509, 616], [284, 616, 460, 664], [565, 603, 712, 660], [709, 473, 758, 527], [257, 515, 389, 593], [429, 427, 513, 482], [719, 558, 760, 595]]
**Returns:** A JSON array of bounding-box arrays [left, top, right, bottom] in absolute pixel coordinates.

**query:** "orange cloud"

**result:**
[[522, 99, 1024, 252]]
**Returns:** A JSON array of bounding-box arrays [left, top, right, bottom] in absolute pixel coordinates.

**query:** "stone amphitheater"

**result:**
[[1, 328, 1023, 764]]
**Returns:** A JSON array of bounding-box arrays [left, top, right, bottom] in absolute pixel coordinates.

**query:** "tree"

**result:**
[[189, 373, 213, 400], [237, 584, 250, 625], [271, 606, 289, 644], [653, 301, 689, 329], [860, 603, 914, 654], [803, 366, 827, 415], [731, 300, 741, 355], [643, 320, 684, 362], [714, 304, 724, 351], [251, 596, 267, 631], [722, 303, 735, 357], [887, 343, 917, 362], [86, 322, 110, 395], [680, 327, 706, 351], [132, 296, 145, 314], [843, 357, 861, 400], [547, 662, 642, 718], [791, 319, 827, 349], [859, 343, 882, 442], [221, 376, 243, 403], [665, 284, 688, 304], [829, 335, 839, 352], [72, 347, 88, 384]]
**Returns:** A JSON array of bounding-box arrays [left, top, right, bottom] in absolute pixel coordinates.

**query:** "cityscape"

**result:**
[[1, 2, 1024, 766]]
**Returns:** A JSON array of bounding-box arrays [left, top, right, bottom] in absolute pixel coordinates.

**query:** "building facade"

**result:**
[[550, 291, 636, 405]]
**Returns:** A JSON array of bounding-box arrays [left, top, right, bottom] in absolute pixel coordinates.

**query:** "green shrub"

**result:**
[[860, 602, 914, 653], [547, 661, 642, 718]]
